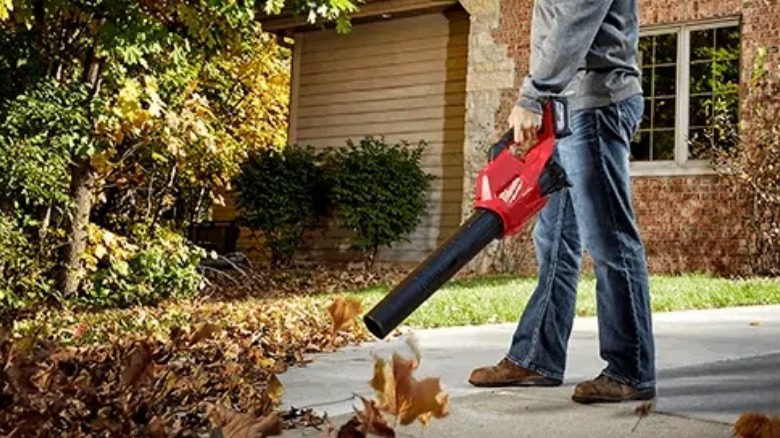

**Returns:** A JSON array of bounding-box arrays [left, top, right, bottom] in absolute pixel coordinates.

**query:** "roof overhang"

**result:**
[[259, 0, 460, 35]]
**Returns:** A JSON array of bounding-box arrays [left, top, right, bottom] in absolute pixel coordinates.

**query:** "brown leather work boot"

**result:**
[[468, 358, 562, 387], [572, 374, 656, 404]]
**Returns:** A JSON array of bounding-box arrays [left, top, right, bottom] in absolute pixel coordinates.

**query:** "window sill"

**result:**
[[629, 160, 718, 177]]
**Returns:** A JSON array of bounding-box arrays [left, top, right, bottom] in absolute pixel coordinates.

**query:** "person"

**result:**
[[468, 0, 657, 404]]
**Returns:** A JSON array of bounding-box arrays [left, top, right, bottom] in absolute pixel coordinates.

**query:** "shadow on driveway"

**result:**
[[656, 352, 780, 423]]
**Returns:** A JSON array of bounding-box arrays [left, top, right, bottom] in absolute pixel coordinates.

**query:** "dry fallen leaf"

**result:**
[[169, 325, 185, 342], [734, 412, 780, 438], [749, 320, 761, 327], [266, 374, 285, 404], [632, 401, 655, 432], [5, 360, 39, 395], [337, 417, 366, 438], [373, 353, 410, 416], [120, 341, 154, 388], [353, 395, 395, 437], [189, 323, 221, 345], [280, 407, 328, 431], [371, 352, 449, 426], [404, 377, 449, 426], [145, 416, 168, 438], [207, 404, 284, 438], [327, 296, 363, 335], [369, 354, 387, 399], [1, 324, 11, 344]]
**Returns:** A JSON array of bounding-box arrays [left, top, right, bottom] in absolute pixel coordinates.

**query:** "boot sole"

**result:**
[[468, 378, 563, 388], [571, 388, 656, 404]]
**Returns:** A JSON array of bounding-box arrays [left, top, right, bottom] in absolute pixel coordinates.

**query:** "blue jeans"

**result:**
[[506, 94, 656, 389]]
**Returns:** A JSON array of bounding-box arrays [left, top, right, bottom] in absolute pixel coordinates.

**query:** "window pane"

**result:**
[[653, 98, 675, 128], [688, 127, 707, 143], [641, 98, 652, 127], [653, 130, 675, 160], [638, 36, 652, 66], [631, 130, 651, 161], [690, 29, 715, 61], [688, 128, 712, 159], [713, 59, 740, 93], [653, 66, 677, 96], [716, 26, 740, 54], [689, 96, 712, 127], [690, 61, 712, 94], [641, 67, 652, 93], [654, 33, 678, 64], [711, 93, 740, 126], [687, 25, 741, 162]]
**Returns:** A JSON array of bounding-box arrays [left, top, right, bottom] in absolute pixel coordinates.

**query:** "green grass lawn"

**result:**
[[338, 274, 780, 329]]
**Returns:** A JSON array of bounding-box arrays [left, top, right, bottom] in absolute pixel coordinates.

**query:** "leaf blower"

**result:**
[[363, 96, 574, 339]]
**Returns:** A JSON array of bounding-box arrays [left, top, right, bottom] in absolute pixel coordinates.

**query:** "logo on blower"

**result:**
[[499, 176, 524, 204]]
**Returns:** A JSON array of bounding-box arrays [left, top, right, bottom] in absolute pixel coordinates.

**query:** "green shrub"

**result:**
[[234, 145, 330, 267], [82, 225, 206, 308], [0, 213, 55, 316], [328, 136, 434, 267]]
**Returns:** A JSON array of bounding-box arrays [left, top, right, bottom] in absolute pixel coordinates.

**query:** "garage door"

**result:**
[[291, 7, 470, 264]]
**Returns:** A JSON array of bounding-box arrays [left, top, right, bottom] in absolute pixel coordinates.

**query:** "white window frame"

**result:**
[[631, 17, 741, 177]]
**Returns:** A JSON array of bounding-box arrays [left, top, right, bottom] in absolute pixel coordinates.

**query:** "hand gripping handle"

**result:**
[[487, 96, 572, 162]]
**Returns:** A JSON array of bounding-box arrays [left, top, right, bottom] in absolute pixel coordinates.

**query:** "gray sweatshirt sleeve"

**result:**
[[517, 0, 613, 113]]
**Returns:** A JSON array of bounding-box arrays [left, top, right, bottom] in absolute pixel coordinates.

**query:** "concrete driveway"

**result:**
[[279, 305, 780, 436]]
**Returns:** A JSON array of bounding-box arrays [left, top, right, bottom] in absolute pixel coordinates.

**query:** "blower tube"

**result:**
[[363, 207, 504, 340], [363, 154, 570, 340]]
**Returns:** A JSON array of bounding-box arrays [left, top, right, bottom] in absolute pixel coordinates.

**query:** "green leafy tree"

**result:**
[[0, 0, 361, 300], [91, 30, 294, 233]]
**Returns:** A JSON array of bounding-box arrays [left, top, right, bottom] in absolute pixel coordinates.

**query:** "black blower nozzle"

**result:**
[[363, 208, 504, 339]]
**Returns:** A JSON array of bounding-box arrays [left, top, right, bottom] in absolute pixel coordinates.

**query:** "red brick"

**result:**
[[494, 0, 778, 276]]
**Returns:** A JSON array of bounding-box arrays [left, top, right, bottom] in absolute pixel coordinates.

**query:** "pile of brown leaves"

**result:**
[[0, 295, 369, 437]]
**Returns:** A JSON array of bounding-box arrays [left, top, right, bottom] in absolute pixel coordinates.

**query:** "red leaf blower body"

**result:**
[[363, 96, 574, 339]]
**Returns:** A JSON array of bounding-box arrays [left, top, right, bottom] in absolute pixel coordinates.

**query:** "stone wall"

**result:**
[[457, 0, 779, 276], [456, 0, 527, 273]]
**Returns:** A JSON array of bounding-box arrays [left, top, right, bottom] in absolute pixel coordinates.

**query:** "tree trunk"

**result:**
[[58, 158, 95, 297], [56, 51, 102, 298]]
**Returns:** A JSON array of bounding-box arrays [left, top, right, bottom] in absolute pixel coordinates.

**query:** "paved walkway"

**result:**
[[279, 305, 780, 436]]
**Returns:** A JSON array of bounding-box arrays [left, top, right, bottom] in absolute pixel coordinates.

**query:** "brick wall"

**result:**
[[631, 176, 751, 275], [482, 0, 780, 276]]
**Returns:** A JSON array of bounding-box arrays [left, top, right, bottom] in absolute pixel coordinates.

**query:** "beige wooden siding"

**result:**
[[292, 8, 469, 263]]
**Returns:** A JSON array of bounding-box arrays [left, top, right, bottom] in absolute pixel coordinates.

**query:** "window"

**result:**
[[630, 20, 742, 174]]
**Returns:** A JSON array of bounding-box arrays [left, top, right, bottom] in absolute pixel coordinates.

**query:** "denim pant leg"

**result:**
[[557, 95, 656, 389], [506, 155, 583, 381]]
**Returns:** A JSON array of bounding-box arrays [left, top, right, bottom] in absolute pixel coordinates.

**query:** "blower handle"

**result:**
[[487, 96, 572, 162]]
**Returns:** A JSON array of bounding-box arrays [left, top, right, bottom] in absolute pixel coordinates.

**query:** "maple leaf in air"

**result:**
[[369, 349, 449, 426], [327, 296, 363, 335]]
